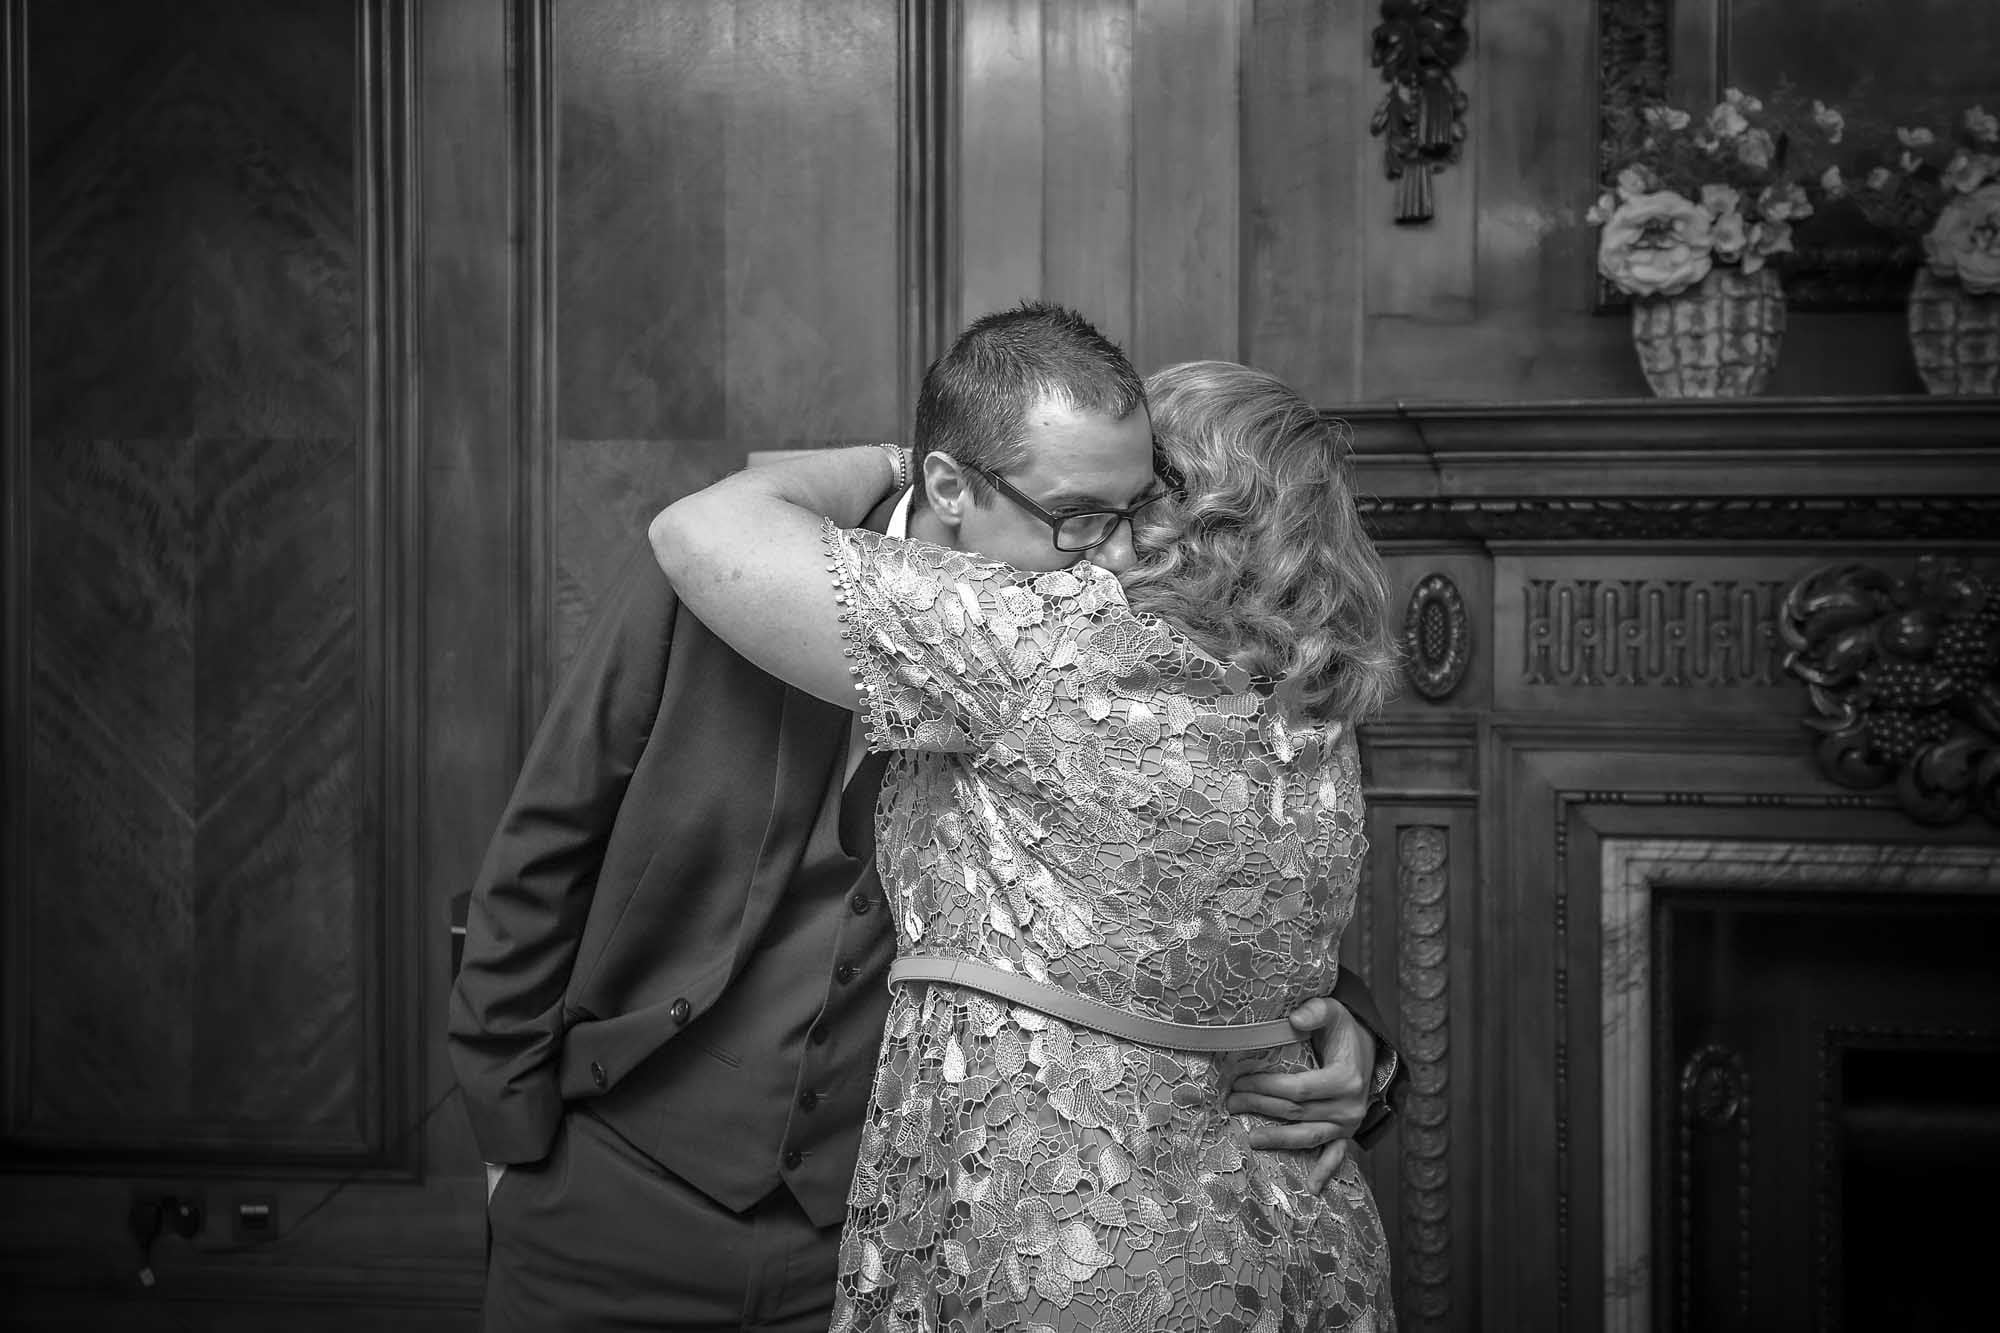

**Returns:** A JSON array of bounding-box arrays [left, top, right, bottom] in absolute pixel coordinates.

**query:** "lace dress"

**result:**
[[824, 526, 1394, 1333]]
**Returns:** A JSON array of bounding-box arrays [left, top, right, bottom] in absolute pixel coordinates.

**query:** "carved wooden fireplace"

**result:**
[[1341, 399, 2000, 1333]]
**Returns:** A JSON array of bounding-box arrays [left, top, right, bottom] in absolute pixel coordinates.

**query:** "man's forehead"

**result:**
[[1015, 402, 1153, 460]]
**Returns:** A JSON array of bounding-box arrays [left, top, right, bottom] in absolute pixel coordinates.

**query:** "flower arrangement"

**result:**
[[1589, 88, 1831, 299], [1836, 105, 2000, 295]]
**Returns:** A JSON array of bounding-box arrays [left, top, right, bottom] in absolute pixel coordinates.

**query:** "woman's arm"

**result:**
[[648, 444, 905, 708]]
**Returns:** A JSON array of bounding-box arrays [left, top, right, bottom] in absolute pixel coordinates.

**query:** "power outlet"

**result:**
[[128, 1188, 206, 1243], [233, 1194, 278, 1243]]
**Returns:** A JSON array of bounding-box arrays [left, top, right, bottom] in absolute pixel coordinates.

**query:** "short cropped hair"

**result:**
[[912, 300, 1146, 505]]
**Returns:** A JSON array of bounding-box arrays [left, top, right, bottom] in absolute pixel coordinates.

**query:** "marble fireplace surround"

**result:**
[[1597, 838, 2000, 1333]]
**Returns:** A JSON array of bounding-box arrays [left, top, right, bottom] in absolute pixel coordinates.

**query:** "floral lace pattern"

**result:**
[[825, 526, 1394, 1333]]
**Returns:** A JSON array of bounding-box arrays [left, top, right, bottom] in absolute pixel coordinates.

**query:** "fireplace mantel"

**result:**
[[1339, 397, 2000, 514], [1342, 396, 2000, 1333]]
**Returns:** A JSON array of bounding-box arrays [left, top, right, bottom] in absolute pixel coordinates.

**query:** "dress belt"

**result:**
[[887, 955, 1301, 1052]]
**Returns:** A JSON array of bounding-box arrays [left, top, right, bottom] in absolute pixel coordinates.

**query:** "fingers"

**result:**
[[1245, 1119, 1342, 1152], [1233, 1067, 1363, 1105], [1286, 995, 1333, 1033], [1226, 1089, 1362, 1125], [1308, 1139, 1351, 1193]]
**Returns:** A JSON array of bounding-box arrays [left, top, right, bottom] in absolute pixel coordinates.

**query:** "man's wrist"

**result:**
[[1368, 1046, 1400, 1101]]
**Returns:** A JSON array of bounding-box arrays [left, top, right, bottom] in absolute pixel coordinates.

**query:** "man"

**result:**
[[449, 301, 1404, 1331]]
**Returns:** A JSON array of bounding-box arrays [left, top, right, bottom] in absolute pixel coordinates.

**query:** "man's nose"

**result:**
[[1086, 519, 1138, 576]]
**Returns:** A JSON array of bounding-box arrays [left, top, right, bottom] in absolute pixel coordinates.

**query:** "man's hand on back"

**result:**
[[1224, 995, 1377, 1191]]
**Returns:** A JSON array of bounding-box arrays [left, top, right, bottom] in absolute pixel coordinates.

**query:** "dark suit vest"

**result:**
[[582, 735, 895, 1227]]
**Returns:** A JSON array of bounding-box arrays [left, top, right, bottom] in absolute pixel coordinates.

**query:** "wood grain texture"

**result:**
[[1130, 0, 1243, 375], [550, 0, 904, 639], [958, 0, 1044, 324], [7, 0, 404, 1163], [1041, 0, 1134, 352], [27, 3, 356, 441], [22, 438, 363, 1147], [722, 0, 900, 443], [189, 439, 361, 1135], [1241, 0, 1366, 405], [555, 0, 728, 440], [419, 0, 531, 1179], [6, 0, 475, 1320]]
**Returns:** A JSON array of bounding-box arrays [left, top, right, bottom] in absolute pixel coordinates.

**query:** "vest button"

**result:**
[[589, 1061, 607, 1089], [809, 1025, 830, 1046], [670, 998, 691, 1025], [850, 893, 872, 915], [797, 1090, 819, 1112], [783, 1149, 803, 1171], [834, 962, 857, 985]]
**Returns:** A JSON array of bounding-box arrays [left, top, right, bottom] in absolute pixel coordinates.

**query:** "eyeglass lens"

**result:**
[[1053, 492, 1168, 551]]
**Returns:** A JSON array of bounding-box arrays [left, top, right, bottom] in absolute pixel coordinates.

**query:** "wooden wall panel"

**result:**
[[1129, 0, 1242, 376], [11, 0, 374, 1158], [722, 0, 900, 444], [0, 0, 473, 1322], [555, 1, 728, 443], [1041, 0, 1134, 353], [1241, 0, 1367, 405], [552, 0, 903, 661], [957, 0, 1922, 404], [959, 0, 1044, 323], [419, 0, 527, 1210]]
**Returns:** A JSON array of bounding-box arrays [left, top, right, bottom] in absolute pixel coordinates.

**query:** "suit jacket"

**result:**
[[446, 534, 885, 1169]]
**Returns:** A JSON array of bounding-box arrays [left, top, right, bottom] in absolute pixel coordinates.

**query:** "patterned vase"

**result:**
[[1906, 267, 2000, 395], [1629, 266, 1786, 398]]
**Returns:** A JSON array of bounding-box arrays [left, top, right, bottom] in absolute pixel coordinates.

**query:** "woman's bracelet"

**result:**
[[875, 442, 912, 493]]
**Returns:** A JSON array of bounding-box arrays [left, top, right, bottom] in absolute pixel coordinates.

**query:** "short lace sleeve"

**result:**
[[824, 522, 1127, 754]]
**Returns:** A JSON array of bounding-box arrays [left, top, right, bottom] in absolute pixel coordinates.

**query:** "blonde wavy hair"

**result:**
[[1123, 360, 1399, 725]]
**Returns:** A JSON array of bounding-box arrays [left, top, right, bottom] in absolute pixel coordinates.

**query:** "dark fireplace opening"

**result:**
[[1655, 889, 2000, 1333], [1839, 1042, 2000, 1329]]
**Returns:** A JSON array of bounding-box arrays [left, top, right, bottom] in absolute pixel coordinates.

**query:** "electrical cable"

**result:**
[[139, 1082, 466, 1274]]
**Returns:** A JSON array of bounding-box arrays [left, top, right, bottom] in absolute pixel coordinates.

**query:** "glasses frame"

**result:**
[[956, 458, 1179, 553]]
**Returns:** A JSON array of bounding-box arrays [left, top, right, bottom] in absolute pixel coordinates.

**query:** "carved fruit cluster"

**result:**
[[1781, 559, 2000, 826]]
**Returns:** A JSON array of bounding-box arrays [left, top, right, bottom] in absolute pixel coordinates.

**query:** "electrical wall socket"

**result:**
[[128, 1187, 206, 1242], [233, 1194, 279, 1243]]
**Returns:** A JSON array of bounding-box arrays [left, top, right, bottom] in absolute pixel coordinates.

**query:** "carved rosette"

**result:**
[[1402, 573, 1471, 701], [1396, 825, 1452, 1327], [1780, 559, 2000, 826], [1368, 0, 1470, 224]]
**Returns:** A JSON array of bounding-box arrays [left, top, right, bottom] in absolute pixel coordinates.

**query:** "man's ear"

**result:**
[[921, 452, 971, 526]]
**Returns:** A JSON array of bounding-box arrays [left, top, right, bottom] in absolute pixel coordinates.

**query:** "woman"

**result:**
[[651, 360, 1400, 1331]]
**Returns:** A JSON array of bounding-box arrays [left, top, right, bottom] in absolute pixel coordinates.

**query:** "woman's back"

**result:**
[[828, 526, 1393, 1333]]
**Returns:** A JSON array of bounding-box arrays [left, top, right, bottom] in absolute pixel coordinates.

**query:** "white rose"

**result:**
[[1924, 182, 2000, 294]]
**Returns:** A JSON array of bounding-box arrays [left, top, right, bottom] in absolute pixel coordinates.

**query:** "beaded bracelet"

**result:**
[[876, 441, 912, 493]]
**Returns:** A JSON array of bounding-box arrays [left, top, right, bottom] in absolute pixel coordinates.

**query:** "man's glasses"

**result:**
[[958, 459, 1179, 554]]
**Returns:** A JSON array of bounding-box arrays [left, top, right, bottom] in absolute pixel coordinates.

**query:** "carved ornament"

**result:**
[[1780, 559, 2000, 826], [1402, 573, 1471, 701], [1368, 0, 1469, 224], [1396, 825, 1452, 1328], [1523, 578, 1788, 688]]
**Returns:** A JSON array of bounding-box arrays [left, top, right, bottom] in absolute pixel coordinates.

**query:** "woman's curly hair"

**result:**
[[1123, 361, 1399, 725]]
